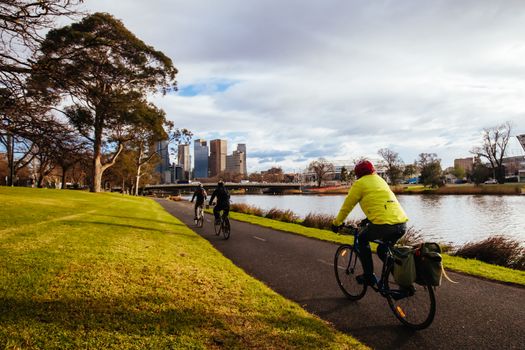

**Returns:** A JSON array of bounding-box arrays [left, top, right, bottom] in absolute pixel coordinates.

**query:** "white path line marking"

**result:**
[[253, 236, 266, 242], [317, 259, 334, 267]]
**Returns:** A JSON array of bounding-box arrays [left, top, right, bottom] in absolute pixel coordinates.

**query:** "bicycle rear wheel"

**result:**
[[334, 245, 367, 300], [385, 263, 436, 330], [222, 217, 230, 240]]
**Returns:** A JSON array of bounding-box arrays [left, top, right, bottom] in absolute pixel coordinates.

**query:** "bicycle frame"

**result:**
[[343, 225, 411, 300]]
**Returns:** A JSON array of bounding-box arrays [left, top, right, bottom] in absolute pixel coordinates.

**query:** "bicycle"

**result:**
[[194, 204, 204, 228], [213, 209, 230, 240], [334, 222, 436, 330]]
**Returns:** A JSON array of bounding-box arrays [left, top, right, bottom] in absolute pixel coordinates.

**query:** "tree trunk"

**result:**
[[92, 153, 103, 192], [134, 164, 142, 196], [61, 167, 67, 189]]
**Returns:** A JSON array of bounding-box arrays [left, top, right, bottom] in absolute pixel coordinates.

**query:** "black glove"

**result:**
[[358, 218, 370, 227], [331, 224, 341, 233]]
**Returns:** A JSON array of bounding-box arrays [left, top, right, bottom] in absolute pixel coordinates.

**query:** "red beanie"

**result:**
[[355, 160, 375, 179]]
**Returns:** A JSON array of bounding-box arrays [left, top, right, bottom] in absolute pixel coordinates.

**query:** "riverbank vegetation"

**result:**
[[228, 203, 525, 284], [393, 183, 525, 195], [0, 187, 365, 349]]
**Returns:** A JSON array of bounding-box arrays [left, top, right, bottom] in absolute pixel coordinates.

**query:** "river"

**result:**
[[226, 194, 525, 246]]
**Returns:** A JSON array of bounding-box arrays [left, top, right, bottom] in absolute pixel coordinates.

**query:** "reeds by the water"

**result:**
[[265, 208, 299, 223], [302, 213, 336, 230], [453, 236, 525, 270]]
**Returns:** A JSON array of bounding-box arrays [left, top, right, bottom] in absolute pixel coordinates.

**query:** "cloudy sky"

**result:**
[[83, 0, 525, 172]]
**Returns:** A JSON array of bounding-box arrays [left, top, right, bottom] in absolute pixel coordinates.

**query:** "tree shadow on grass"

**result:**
[[0, 295, 211, 341], [65, 220, 198, 237], [0, 295, 352, 349], [92, 214, 178, 226]]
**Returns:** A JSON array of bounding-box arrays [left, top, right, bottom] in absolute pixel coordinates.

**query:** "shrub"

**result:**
[[453, 236, 525, 270], [265, 208, 299, 223], [397, 226, 425, 246], [230, 203, 265, 217], [302, 213, 336, 230]]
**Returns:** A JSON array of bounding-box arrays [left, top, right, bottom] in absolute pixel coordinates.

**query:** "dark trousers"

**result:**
[[358, 222, 406, 277], [213, 205, 229, 222]]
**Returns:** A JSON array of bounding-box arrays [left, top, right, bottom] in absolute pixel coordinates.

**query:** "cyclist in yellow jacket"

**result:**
[[332, 159, 408, 286]]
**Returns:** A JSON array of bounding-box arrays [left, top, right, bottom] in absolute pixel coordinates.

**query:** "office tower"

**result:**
[[237, 143, 247, 175], [209, 139, 227, 177], [194, 139, 209, 178], [177, 143, 190, 179], [155, 140, 171, 183], [226, 150, 245, 174]]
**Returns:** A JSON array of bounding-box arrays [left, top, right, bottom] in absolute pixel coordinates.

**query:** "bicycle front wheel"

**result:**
[[222, 217, 230, 240], [385, 263, 436, 330], [334, 245, 367, 300]]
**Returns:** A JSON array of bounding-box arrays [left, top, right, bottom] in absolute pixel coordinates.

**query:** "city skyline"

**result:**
[[85, 1, 525, 172]]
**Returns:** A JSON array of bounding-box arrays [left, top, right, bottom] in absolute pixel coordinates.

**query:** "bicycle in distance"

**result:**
[[212, 205, 231, 240], [194, 204, 204, 228], [334, 221, 436, 330]]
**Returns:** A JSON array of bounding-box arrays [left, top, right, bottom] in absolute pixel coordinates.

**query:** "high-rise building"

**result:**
[[194, 139, 209, 179], [155, 140, 171, 183], [177, 143, 190, 179], [226, 150, 245, 175], [209, 139, 227, 177], [236, 143, 247, 175]]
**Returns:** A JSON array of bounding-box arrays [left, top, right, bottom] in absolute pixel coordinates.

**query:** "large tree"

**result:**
[[308, 158, 334, 187], [378, 148, 404, 185], [417, 153, 443, 188], [32, 12, 178, 192], [470, 122, 512, 184]]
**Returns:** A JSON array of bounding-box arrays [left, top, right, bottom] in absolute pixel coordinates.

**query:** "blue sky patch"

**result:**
[[178, 79, 238, 97]]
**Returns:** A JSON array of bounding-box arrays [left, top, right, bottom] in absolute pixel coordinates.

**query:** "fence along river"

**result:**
[[227, 194, 525, 247]]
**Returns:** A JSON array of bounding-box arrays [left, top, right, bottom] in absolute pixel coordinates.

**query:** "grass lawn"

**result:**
[[0, 187, 366, 349], [227, 212, 525, 287]]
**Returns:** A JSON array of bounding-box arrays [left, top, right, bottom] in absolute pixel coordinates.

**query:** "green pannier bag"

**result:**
[[392, 245, 416, 288], [414, 242, 443, 286]]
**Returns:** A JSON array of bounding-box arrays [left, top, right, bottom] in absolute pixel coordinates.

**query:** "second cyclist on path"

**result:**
[[209, 180, 230, 225]]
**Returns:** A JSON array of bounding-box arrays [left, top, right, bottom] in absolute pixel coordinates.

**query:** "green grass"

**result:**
[[0, 187, 366, 349], [227, 211, 525, 287]]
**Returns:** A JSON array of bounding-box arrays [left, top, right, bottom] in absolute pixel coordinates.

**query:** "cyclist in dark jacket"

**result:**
[[190, 184, 207, 220], [209, 181, 230, 225]]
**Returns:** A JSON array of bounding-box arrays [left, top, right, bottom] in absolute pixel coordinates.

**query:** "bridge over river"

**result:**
[[141, 182, 302, 195]]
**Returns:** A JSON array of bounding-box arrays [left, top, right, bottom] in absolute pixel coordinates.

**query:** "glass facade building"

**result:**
[[194, 139, 209, 179]]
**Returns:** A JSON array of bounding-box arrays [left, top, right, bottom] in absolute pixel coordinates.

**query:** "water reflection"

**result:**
[[229, 194, 525, 246]]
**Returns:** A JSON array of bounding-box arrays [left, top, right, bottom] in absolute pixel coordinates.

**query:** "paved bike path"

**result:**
[[157, 199, 525, 350]]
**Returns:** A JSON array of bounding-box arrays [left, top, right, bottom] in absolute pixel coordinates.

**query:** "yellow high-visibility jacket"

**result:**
[[334, 174, 408, 226]]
